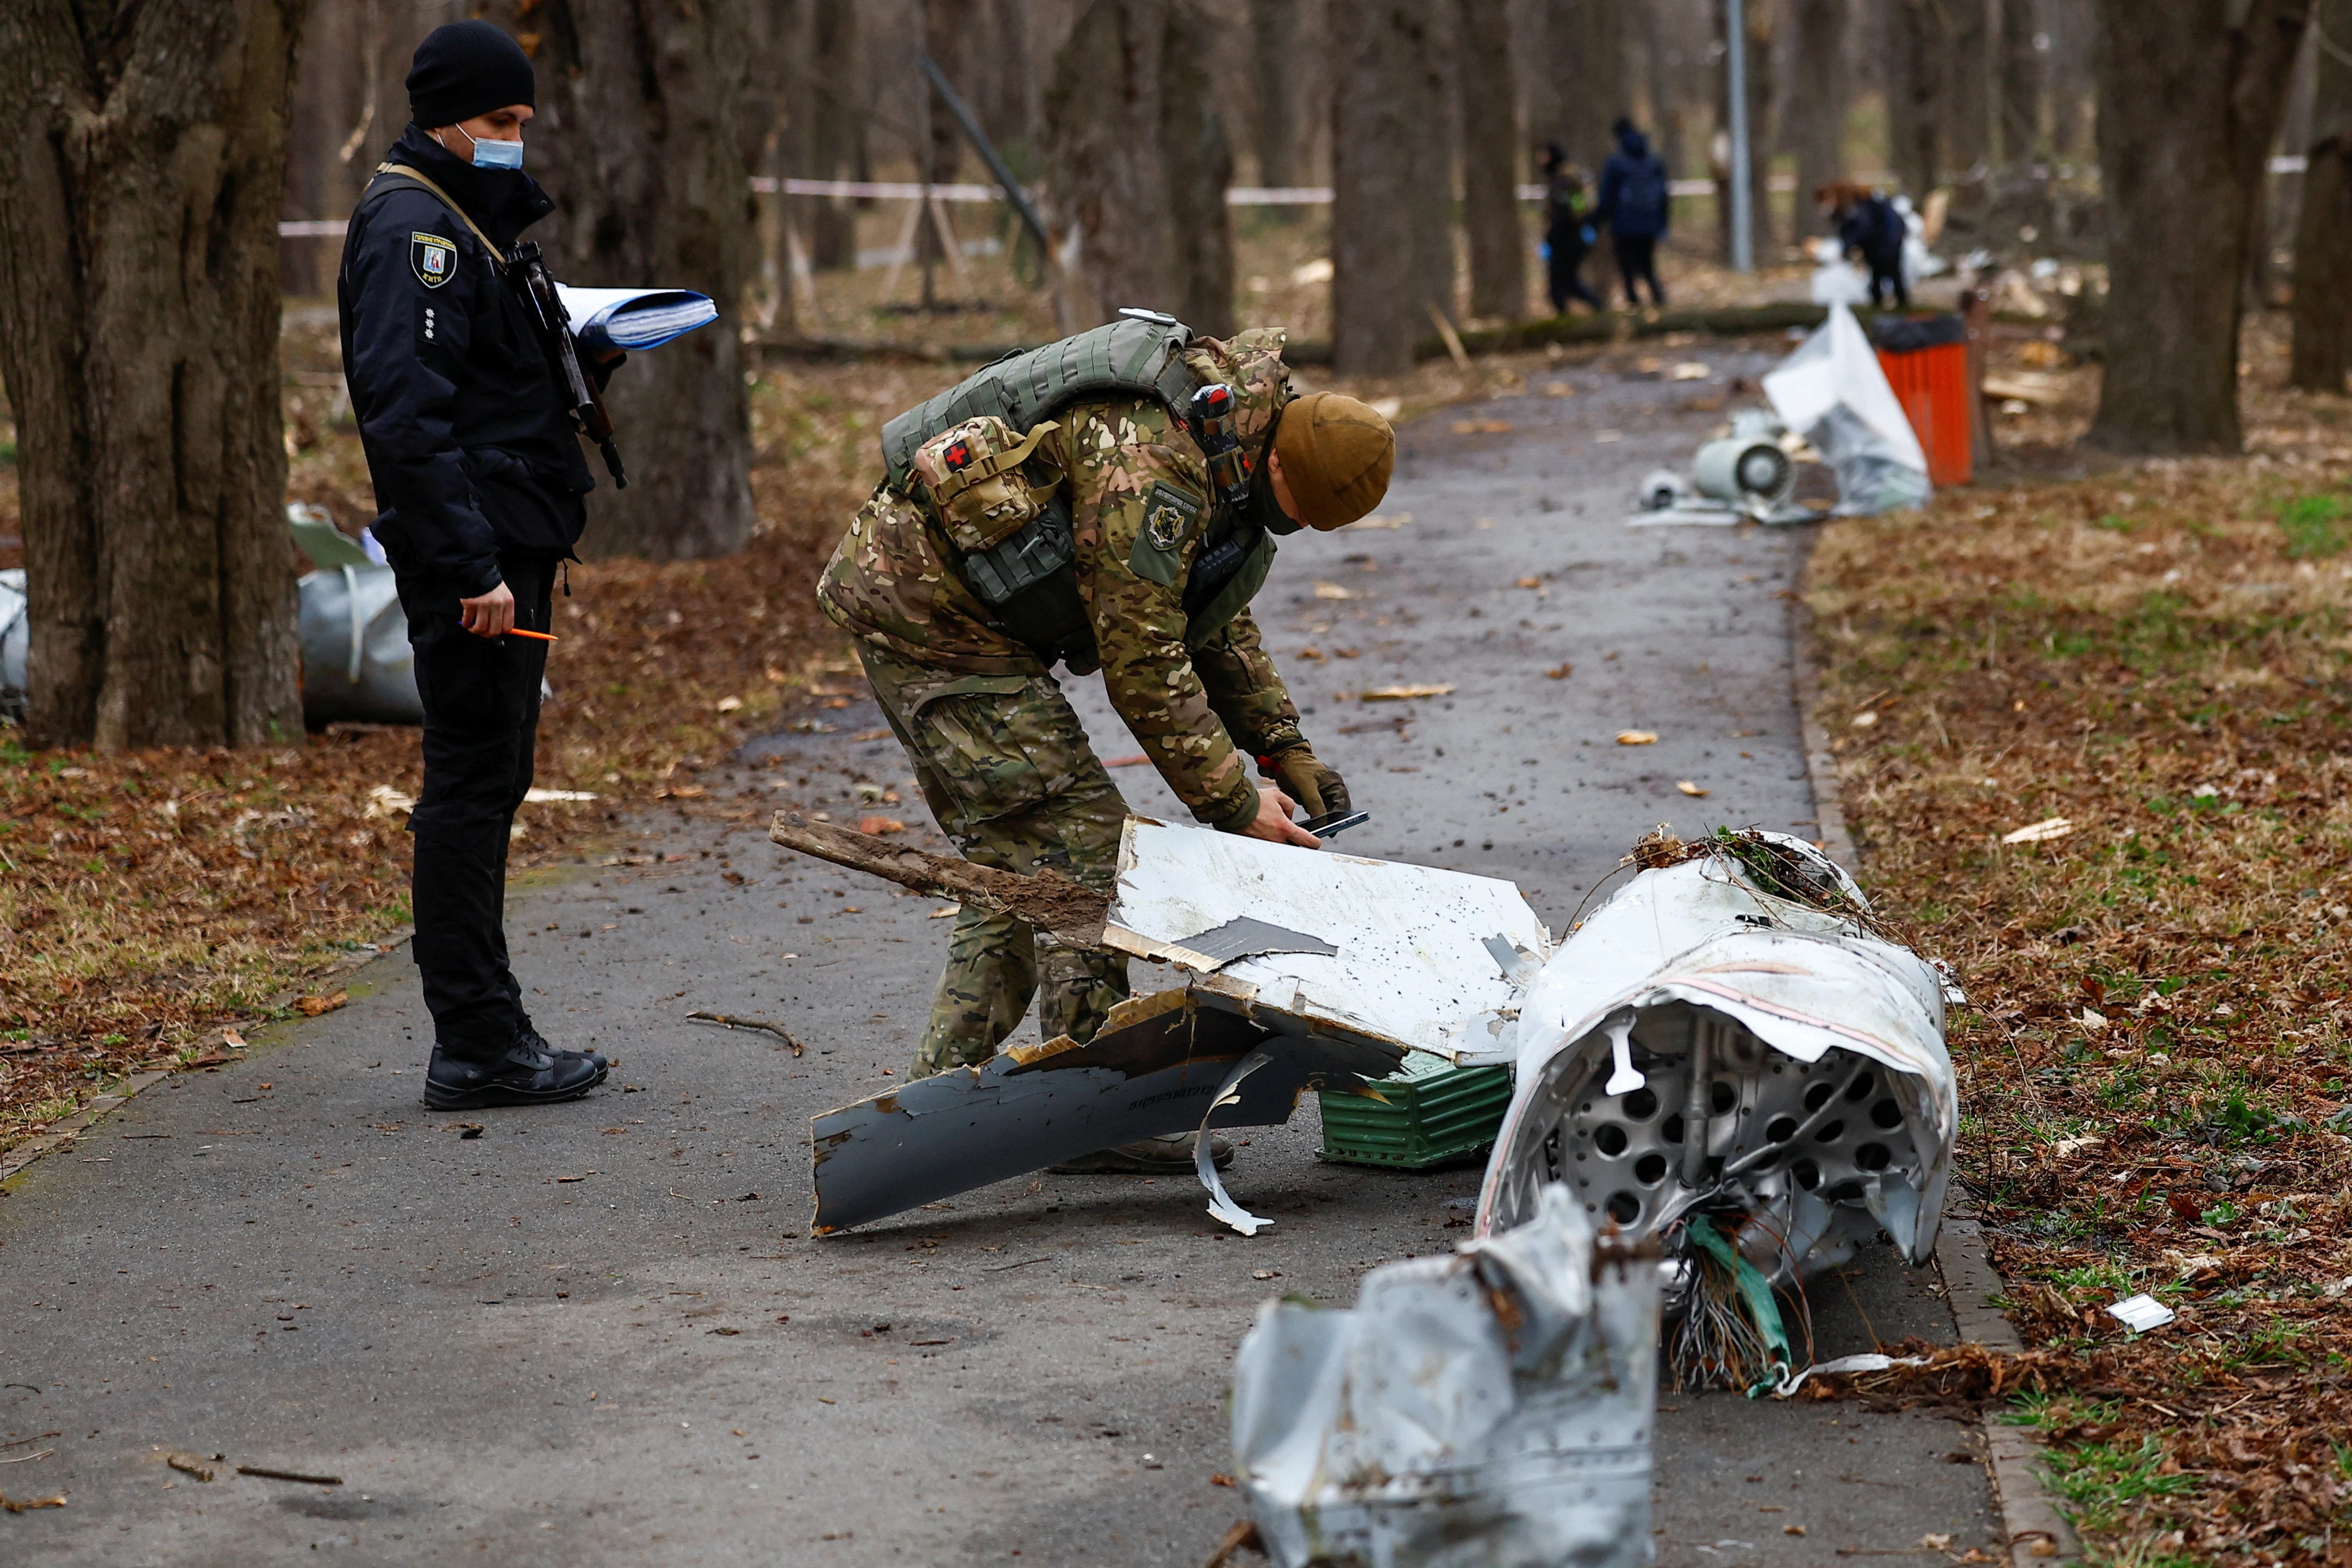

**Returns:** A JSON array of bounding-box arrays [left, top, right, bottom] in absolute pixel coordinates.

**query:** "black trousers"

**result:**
[[1867, 256, 1909, 311], [395, 552, 556, 1056], [1613, 234, 1666, 307], [1546, 235, 1601, 314]]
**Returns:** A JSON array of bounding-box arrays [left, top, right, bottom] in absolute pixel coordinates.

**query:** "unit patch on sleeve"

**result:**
[[410, 231, 458, 289], [1126, 482, 1203, 587]]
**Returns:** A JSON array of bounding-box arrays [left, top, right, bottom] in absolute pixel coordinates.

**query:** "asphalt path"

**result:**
[[0, 345, 1997, 1566]]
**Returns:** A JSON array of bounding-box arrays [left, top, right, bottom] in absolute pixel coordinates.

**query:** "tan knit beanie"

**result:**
[[1274, 392, 1395, 531]]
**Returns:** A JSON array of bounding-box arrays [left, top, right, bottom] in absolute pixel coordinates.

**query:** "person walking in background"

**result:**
[[1539, 143, 1601, 315], [1595, 117, 1670, 309], [1819, 182, 1909, 310]]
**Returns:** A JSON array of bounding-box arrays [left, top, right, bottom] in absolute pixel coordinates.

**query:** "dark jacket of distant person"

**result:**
[[1595, 127, 1671, 241], [338, 122, 609, 597], [1837, 195, 1906, 282]]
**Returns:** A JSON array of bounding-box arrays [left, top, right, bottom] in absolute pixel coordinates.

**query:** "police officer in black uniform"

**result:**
[[339, 21, 619, 1110]]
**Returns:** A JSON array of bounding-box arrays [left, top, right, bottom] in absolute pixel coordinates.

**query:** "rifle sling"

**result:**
[[370, 161, 509, 267]]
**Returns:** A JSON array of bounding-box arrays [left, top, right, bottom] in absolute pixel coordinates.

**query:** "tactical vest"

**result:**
[[880, 310, 1278, 669]]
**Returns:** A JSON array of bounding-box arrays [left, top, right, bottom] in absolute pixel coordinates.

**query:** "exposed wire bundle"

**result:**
[[1664, 1214, 1813, 1396]]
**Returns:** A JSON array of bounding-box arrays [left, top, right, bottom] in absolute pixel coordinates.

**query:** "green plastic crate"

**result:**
[[1317, 1051, 1513, 1170]]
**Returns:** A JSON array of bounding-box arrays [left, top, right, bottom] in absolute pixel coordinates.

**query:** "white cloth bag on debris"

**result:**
[[1762, 303, 1930, 516], [1231, 1184, 1657, 1568], [290, 504, 422, 725], [0, 568, 28, 719], [1806, 238, 1872, 308]]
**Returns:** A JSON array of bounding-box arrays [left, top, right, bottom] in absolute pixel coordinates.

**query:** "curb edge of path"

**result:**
[[0, 929, 414, 1191], [1787, 544, 2078, 1568]]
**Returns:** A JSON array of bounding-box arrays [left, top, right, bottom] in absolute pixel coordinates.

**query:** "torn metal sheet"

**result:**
[[808, 988, 1399, 1234], [1104, 820, 1549, 1064], [1478, 835, 1956, 1331], [1232, 1184, 1657, 1568], [1156, 916, 1339, 972]]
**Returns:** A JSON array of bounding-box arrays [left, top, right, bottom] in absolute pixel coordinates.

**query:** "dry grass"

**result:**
[[1807, 317, 2352, 1565]]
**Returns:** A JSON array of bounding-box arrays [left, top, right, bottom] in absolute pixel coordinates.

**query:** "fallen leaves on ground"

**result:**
[[1359, 684, 1455, 702], [1675, 780, 1708, 797], [293, 992, 348, 1017], [1807, 389, 2352, 1566], [1, 355, 893, 1151], [1616, 729, 1658, 745]]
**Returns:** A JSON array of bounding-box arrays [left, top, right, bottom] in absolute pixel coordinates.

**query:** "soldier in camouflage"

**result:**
[[820, 318, 1394, 1172]]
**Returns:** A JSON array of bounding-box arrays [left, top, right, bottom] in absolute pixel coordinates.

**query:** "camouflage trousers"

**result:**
[[855, 642, 1131, 1078]]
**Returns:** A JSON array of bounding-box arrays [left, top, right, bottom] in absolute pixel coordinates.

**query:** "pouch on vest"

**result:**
[[909, 415, 1062, 555]]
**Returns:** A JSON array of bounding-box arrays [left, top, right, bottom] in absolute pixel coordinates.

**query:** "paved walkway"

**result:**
[[0, 348, 1995, 1565]]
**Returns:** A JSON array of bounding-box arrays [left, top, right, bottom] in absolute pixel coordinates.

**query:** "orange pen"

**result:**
[[506, 628, 558, 642]]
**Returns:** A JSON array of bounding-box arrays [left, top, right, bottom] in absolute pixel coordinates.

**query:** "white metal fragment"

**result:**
[[2107, 1294, 2176, 1332], [1231, 1184, 1657, 1568], [1104, 820, 1548, 1065], [1197, 1050, 1278, 1236], [1481, 835, 1958, 1307]]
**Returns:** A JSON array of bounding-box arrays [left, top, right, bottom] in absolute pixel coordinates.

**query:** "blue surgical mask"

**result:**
[[470, 135, 525, 171]]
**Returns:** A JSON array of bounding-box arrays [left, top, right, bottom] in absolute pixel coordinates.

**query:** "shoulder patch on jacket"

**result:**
[[411, 231, 458, 289], [1126, 482, 1202, 587]]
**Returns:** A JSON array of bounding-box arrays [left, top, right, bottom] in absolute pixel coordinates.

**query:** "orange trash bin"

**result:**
[[1875, 340, 1972, 488]]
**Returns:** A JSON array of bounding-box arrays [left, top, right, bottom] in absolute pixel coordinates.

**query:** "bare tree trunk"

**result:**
[[1457, 0, 1524, 320], [982, 0, 1041, 158], [1997, 0, 2043, 163], [791, 0, 863, 272], [482, 2, 760, 560], [1745, 0, 1780, 251], [1643, 0, 1683, 179], [1790, 0, 1851, 222], [282, 0, 355, 297], [1410, 3, 1458, 320], [2089, 0, 2309, 454], [2291, 0, 2352, 391], [1947, 0, 1992, 176], [2044, 0, 2097, 162], [1539, 0, 1627, 168], [1333, 0, 1441, 374], [0, 0, 308, 750], [1046, 0, 1176, 324], [1886, 0, 1946, 199], [1251, 0, 1303, 188], [1162, 1, 1238, 335], [919, 0, 982, 299]]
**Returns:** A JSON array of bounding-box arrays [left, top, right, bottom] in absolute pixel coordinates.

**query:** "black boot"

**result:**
[[424, 1033, 607, 1110], [517, 1023, 608, 1075]]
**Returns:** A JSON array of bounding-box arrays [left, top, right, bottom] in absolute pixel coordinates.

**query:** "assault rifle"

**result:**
[[507, 240, 628, 489]]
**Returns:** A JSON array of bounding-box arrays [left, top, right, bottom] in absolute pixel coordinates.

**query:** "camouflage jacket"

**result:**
[[820, 394, 1301, 833]]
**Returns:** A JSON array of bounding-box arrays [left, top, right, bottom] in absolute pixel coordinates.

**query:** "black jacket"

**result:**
[[1839, 197, 1905, 270], [1595, 133, 1671, 240], [338, 124, 612, 595]]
